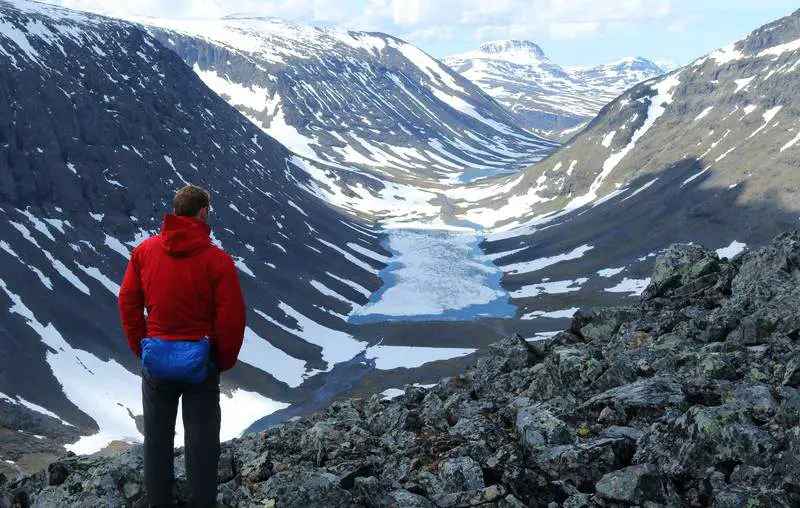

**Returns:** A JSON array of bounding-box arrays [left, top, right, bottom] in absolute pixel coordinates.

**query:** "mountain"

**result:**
[[130, 17, 557, 223], [443, 41, 667, 139], [0, 0, 456, 472], [567, 56, 666, 96], [445, 8, 800, 335], [652, 57, 682, 73], [5, 232, 800, 506]]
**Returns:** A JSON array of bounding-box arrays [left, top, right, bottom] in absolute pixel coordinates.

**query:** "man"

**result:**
[[119, 185, 246, 507]]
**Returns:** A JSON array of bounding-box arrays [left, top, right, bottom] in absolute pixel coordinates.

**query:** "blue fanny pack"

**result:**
[[141, 337, 211, 385]]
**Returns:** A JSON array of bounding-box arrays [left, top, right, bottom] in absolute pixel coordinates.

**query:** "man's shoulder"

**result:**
[[207, 244, 234, 263], [132, 234, 161, 254]]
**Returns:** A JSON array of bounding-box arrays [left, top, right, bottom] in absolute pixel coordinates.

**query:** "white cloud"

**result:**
[[549, 22, 600, 40], [667, 20, 688, 33], [347, 0, 673, 47], [405, 26, 456, 42], [48, 0, 351, 21], [46, 0, 673, 39]]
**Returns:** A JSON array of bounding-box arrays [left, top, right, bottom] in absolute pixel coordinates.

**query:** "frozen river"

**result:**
[[350, 227, 516, 323]]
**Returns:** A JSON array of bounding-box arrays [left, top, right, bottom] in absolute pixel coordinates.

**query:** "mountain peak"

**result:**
[[478, 40, 546, 58]]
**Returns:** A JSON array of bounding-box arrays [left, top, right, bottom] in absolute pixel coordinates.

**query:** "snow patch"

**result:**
[[605, 278, 650, 296], [502, 245, 593, 275], [238, 326, 307, 388], [365, 344, 475, 370], [597, 267, 626, 278], [716, 241, 746, 259], [694, 106, 714, 121], [510, 278, 589, 299], [521, 307, 579, 320]]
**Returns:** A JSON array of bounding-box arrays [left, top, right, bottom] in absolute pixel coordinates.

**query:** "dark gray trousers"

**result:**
[[142, 364, 220, 507]]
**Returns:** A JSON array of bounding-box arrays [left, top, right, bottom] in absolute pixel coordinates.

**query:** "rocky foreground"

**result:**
[[2, 232, 800, 507]]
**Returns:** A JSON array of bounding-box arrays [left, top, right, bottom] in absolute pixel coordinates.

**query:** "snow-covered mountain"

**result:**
[[444, 41, 668, 139], [567, 56, 666, 95], [130, 17, 557, 224], [449, 9, 800, 331]]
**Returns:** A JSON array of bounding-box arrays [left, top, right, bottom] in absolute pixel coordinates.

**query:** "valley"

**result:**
[[0, 0, 798, 489]]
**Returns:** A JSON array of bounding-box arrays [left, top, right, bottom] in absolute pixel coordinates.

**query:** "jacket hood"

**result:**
[[160, 214, 212, 257]]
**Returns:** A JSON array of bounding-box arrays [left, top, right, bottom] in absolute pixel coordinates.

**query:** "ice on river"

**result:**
[[351, 228, 514, 322]]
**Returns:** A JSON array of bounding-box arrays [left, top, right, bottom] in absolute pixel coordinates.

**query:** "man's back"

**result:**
[[119, 214, 246, 371]]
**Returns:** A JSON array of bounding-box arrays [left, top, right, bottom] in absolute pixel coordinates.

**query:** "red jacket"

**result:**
[[118, 214, 246, 371]]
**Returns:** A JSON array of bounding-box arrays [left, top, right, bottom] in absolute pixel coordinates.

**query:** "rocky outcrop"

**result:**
[[3, 232, 799, 506]]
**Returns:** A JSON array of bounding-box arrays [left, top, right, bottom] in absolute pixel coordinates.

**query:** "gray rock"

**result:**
[[515, 403, 573, 451], [594, 463, 665, 503], [726, 383, 777, 421], [436, 456, 484, 493], [648, 244, 720, 297], [419, 392, 448, 430], [775, 387, 800, 426], [533, 438, 633, 491], [783, 354, 800, 387], [387, 489, 434, 507], [561, 493, 591, 508], [582, 376, 685, 419], [258, 469, 354, 507], [634, 406, 778, 477]]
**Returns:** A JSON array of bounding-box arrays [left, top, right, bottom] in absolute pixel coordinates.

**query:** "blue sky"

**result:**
[[50, 0, 799, 66]]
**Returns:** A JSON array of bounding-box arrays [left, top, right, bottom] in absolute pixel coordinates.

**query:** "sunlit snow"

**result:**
[[716, 241, 747, 259]]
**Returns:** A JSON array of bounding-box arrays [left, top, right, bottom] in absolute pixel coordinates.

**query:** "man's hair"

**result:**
[[173, 185, 211, 217]]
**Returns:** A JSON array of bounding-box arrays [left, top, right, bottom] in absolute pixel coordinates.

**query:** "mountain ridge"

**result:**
[[444, 40, 668, 139]]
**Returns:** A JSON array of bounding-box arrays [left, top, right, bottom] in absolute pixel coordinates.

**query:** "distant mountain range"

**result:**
[[444, 40, 671, 139]]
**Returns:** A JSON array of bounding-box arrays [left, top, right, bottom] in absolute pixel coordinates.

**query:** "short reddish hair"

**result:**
[[173, 185, 210, 217]]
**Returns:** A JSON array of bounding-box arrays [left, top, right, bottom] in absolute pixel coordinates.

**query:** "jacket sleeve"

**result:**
[[118, 251, 147, 357], [213, 253, 246, 371]]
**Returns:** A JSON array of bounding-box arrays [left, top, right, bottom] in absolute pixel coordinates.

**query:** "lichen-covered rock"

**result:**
[[594, 463, 667, 504], [647, 243, 721, 297], [580, 376, 686, 420], [256, 469, 354, 507], [634, 406, 778, 476], [436, 456, 484, 493], [533, 438, 634, 491], [515, 402, 572, 451]]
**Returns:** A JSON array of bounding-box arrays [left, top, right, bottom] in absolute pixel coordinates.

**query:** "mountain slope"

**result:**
[[131, 18, 557, 223], [446, 9, 800, 331], [0, 0, 410, 467], [444, 41, 666, 139]]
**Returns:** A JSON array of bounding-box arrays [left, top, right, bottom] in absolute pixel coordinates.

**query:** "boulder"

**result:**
[[634, 406, 778, 477], [594, 463, 666, 504]]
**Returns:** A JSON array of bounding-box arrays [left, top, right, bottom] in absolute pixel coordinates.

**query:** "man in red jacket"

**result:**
[[119, 185, 246, 508]]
